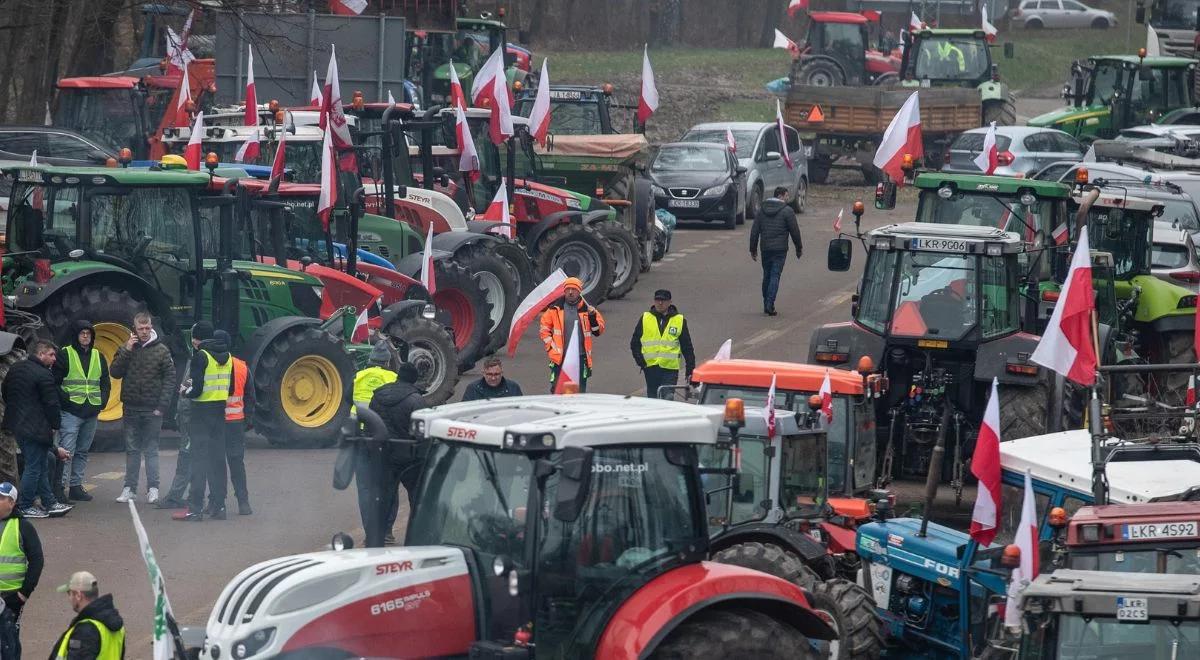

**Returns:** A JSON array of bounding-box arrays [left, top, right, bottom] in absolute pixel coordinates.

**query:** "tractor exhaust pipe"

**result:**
[[1074, 186, 1100, 235], [918, 402, 951, 538]]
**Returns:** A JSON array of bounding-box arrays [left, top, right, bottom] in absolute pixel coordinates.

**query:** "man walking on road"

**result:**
[[3, 341, 72, 518], [750, 186, 803, 316], [369, 362, 429, 543], [630, 289, 696, 399], [175, 321, 231, 522], [462, 357, 523, 400], [0, 481, 46, 658], [539, 277, 605, 392], [110, 312, 175, 505], [53, 321, 109, 504], [50, 571, 124, 660], [218, 331, 252, 516]]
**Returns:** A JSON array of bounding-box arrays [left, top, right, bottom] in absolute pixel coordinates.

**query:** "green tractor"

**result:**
[[408, 15, 529, 108], [0, 162, 377, 447], [1028, 54, 1199, 140], [899, 28, 1016, 127]]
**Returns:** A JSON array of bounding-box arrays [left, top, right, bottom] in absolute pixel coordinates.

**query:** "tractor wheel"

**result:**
[[453, 245, 518, 356], [795, 56, 846, 87], [712, 541, 818, 590], [872, 72, 899, 87], [493, 240, 537, 299], [430, 259, 493, 372], [610, 175, 656, 274], [0, 348, 26, 429], [253, 325, 355, 448], [810, 579, 885, 660], [1153, 330, 1195, 405], [998, 378, 1050, 442], [650, 607, 818, 660], [983, 97, 1018, 127], [809, 156, 833, 185], [596, 220, 640, 300], [535, 222, 616, 305], [385, 315, 459, 405]]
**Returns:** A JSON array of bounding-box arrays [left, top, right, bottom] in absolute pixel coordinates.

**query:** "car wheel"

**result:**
[[1091, 17, 1109, 29], [749, 183, 763, 219], [791, 178, 807, 214], [1025, 18, 1043, 29], [724, 206, 736, 229]]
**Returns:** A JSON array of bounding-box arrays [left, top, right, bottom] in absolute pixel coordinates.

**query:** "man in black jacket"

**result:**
[[52, 320, 110, 504], [2, 341, 72, 518], [368, 363, 429, 544], [50, 571, 124, 660], [461, 357, 523, 401], [174, 322, 231, 522], [630, 289, 696, 399], [0, 482, 46, 658], [749, 186, 803, 316]]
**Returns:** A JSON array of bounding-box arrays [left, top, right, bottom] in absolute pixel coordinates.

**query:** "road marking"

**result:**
[[818, 290, 854, 307], [91, 471, 125, 480]]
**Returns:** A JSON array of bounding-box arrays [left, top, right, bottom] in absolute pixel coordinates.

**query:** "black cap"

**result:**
[[192, 320, 215, 341], [653, 289, 672, 300]]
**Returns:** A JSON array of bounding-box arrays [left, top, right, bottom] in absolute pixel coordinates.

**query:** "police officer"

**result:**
[[51, 571, 124, 660], [539, 277, 605, 392], [630, 290, 696, 399], [0, 481, 45, 658], [218, 331, 252, 516], [174, 321, 231, 522]]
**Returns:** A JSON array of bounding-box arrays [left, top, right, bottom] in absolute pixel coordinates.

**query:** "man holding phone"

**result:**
[[109, 312, 175, 504]]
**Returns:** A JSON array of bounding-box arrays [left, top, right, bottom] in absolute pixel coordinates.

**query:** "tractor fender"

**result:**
[[596, 562, 836, 659], [380, 300, 432, 331], [17, 268, 173, 326], [240, 316, 324, 382], [429, 230, 502, 256], [975, 331, 1045, 386], [709, 525, 836, 578], [394, 248, 457, 278], [1130, 274, 1195, 324], [978, 81, 1008, 103], [1151, 313, 1195, 334], [806, 321, 885, 371], [526, 210, 586, 253], [464, 219, 512, 236], [581, 209, 611, 226], [0, 331, 20, 357]]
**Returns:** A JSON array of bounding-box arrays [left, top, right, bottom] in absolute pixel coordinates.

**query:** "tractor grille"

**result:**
[[217, 557, 321, 625], [669, 188, 700, 199]]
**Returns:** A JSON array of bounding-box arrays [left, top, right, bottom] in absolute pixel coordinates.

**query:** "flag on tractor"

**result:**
[[129, 501, 179, 660], [982, 6, 998, 42], [269, 122, 288, 185], [175, 63, 192, 120], [310, 74, 322, 107], [420, 224, 437, 294], [1031, 226, 1097, 385], [787, 0, 810, 18], [834, 207, 843, 233], [969, 377, 1002, 546], [1004, 468, 1041, 628], [320, 45, 356, 169], [910, 12, 924, 31], [317, 128, 336, 230], [773, 29, 800, 58], [480, 185, 515, 239], [235, 45, 260, 163], [818, 369, 833, 424], [507, 269, 569, 356], [638, 45, 659, 125], [449, 58, 468, 109], [764, 373, 778, 439], [713, 339, 732, 361], [352, 305, 370, 342], [184, 111, 204, 170], [454, 103, 481, 182], [528, 59, 552, 146], [873, 91, 922, 185]]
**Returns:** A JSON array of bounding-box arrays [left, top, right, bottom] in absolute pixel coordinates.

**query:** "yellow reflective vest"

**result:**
[[62, 346, 102, 406], [195, 350, 232, 403], [639, 312, 685, 370], [55, 618, 126, 660], [351, 366, 396, 416], [0, 518, 26, 591]]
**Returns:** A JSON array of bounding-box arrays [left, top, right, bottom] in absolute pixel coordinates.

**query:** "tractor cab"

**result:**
[[901, 29, 1002, 88], [514, 85, 620, 135], [411, 16, 522, 107], [161, 112, 328, 183], [790, 11, 900, 87]]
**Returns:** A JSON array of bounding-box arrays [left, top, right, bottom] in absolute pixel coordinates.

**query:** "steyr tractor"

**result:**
[[192, 394, 838, 659], [898, 29, 1016, 127], [1029, 53, 1199, 140], [791, 11, 900, 87], [0, 160, 380, 447]]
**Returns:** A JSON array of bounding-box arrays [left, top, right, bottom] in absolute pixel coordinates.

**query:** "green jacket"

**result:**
[[109, 333, 175, 413]]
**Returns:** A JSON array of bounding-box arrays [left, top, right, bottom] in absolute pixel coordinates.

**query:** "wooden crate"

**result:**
[[786, 86, 982, 136]]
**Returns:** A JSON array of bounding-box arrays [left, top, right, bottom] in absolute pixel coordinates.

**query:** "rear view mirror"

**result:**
[[828, 238, 853, 272], [1004, 42, 1014, 59], [553, 446, 594, 522], [735, 165, 748, 175], [765, 151, 782, 162], [875, 180, 897, 210], [1135, 4, 1146, 24]]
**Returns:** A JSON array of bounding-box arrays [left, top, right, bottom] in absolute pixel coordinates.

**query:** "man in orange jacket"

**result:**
[[539, 277, 605, 392]]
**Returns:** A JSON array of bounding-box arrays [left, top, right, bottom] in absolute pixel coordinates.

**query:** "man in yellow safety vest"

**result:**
[[174, 321, 231, 522], [630, 289, 696, 399], [53, 320, 110, 504], [0, 481, 46, 658], [51, 571, 124, 660]]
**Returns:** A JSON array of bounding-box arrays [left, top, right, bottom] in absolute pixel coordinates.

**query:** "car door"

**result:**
[[1020, 132, 1056, 173], [42, 132, 109, 166], [1040, 0, 1063, 28], [1059, 0, 1091, 28], [784, 126, 806, 188], [0, 131, 46, 162], [758, 126, 785, 191]]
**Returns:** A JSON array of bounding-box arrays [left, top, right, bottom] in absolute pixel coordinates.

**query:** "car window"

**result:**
[[950, 132, 1013, 152], [1023, 133, 1054, 152], [1152, 241, 1191, 269], [1051, 132, 1084, 154], [1039, 0, 1060, 8], [785, 127, 801, 154], [1062, 0, 1086, 9], [0, 132, 44, 156], [761, 128, 781, 156], [1035, 163, 1072, 181], [43, 132, 100, 161]]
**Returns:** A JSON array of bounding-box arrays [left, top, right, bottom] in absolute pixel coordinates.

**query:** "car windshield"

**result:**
[[1151, 0, 1200, 29], [1158, 198, 1200, 230], [1027, 615, 1200, 659], [53, 89, 135, 154], [682, 129, 759, 159], [911, 36, 989, 81], [652, 146, 727, 172], [916, 190, 1054, 240], [1086, 206, 1154, 278]]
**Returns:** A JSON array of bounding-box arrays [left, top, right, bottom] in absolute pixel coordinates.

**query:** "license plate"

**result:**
[[918, 339, 949, 349], [1122, 521, 1199, 540], [669, 199, 700, 208], [1117, 597, 1148, 621], [911, 237, 968, 252]]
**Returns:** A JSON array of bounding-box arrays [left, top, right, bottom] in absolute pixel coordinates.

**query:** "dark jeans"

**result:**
[[165, 400, 191, 503], [354, 446, 400, 544], [187, 404, 226, 513], [643, 366, 679, 399], [16, 436, 54, 510], [0, 606, 20, 659], [760, 250, 787, 311], [225, 421, 249, 503], [123, 410, 162, 490], [549, 363, 590, 393]]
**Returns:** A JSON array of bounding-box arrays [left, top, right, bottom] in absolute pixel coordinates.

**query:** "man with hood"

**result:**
[[749, 186, 803, 316], [538, 277, 606, 392], [0, 481, 46, 656], [630, 289, 696, 399], [110, 312, 175, 505], [53, 320, 110, 504], [369, 362, 428, 544], [174, 321, 231, 522], [50, 571, 124, 660]]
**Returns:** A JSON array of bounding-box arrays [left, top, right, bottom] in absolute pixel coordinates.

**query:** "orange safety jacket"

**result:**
[[225, 357, 249, 422], [539, 299, 606, 368]]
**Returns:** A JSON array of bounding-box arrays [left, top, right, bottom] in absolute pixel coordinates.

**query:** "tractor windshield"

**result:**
[[910, 36, 989, 82], [89, 187, 197, 265], [1085, 206, 1154, 279], [54, 89, 138, 154], [1020, 614, 1200, 658], [916, 190, 1053, 241], [1068, 546, 1200, 574], [167, 139, 321, 184], [514, 99, 603, 135], [1151, 0, 1200, 29], [6, 179, 80, 252]]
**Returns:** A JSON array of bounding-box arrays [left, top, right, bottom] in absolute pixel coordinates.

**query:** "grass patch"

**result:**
[[998, 27, 1135, 95]]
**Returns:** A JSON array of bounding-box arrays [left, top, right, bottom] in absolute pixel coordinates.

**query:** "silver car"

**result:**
[[942, 126, 1084, 177], [1152, 219, 1200, 286], [1033, 161, 1200, 232], [680, 121, 808, 219], [1013, 0, 1117, 29]]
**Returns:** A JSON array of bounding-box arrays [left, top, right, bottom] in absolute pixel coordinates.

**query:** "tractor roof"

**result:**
[[412, 394, 724, 450], [693, 358, 865, 396], [1091, 55, 1197, 67], [1068, 499, 1200, 540], [868, 222, 1024, 251], [809, 11, 868, 24], [914, 172, 1072, 198], [2, 164, 210, 186], [913, 28, 988, 38], [720, 407, 801, 439], [1072, 188, 1165, 212], [57, 76, 139, 89], [1021, 570, 1200, 617], [1000, 430, 1200, 503]]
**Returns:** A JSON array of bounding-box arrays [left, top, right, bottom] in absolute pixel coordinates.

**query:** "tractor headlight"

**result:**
[[702, 183, 729, 198], [651, 184, 665, 196], [422, 303, 436, 319], [1019, 191, 1037, 206], [232, 628, 276, 659]]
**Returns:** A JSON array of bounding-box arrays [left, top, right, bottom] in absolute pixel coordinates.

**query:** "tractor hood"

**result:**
[[434, 61, 473, 82], [857, 518, 973, 591], [199, 546, 477, 660], [1126, 273, 1196, 323], [1027, 104, 1108, 129]]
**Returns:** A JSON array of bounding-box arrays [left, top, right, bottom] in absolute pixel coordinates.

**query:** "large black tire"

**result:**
[[810, 579, 885, 660], [252, 325, 356, 448], [796, 56, 846, 87], [1155, 330, 1195, 405], [809, 156, 833, 185], [998, 378, 1050, 441], [872, 72, 899, 87], [0, 348, 25, 426], [535, 223, 616, 305], [385, 315, 459, 405], [650, 607, 818, 660], [595, 220, 640, 300], [712, 542, 818, 590], [611, 175, 656, 274], [493, 240, 537, 299], [983, 97, 1017, 127], [429, 259, 493, 371], [452, 244, 518, 356]]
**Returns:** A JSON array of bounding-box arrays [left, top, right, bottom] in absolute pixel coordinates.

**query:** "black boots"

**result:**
[[68, 486, 93, 502], [238, 499, 253, 516]]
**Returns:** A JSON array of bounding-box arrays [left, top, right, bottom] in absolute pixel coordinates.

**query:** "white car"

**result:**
[[1151, 219, 1200, 286], [1013, 0, 1118, 29]]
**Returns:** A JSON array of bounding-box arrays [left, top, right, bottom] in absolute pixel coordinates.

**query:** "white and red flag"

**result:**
[[775, 99, 794, 170], [507, 269, 569, 356], [387, 90, 396, 107], [982, 6, 998, 43], [638, 45, 659, 125], [329, 0, 368, 15], [487, 70, 515, 145], [818, 369, 833, 425], [873, 91, 922, 185], [320, 45, 355, 164], [1004, 468, 1041, 628], [973, 122, 998, 175], [184, 111, 204, 170], [554, 319, 583, 394], [726, 128, 737, 153], [317, 128, 337, 230], [764, 373, 778, 439], [455, 104, 481, 182], [269, 122, 287, 185], [528, 59, 552, 146], [1189, 373, 1198, 407], [449, 59, 468, 109], [470, 49, 509, 106], [420, 224, 437, 294], [1051, 221, 1069, 246], [175, 63, 192, 119], [773, 29, 800, 58], [1031, 226, 1097, 385], [235, 45, 261, 163], [786, 0, 810, 18], [969, 377, 1003, 546], [480, 184, 515, 239], [351, 305, 370, 342], [910, 11, 924, 31], [834, 207, 843, 233], [165, 27, 195, 73], [310, 74, 322, 107], [713, 339, 732, 361]]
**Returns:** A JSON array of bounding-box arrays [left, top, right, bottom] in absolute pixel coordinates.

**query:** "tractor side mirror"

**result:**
[[553, 446, 594, 522], [828, 238, 853, 272], [1003, 42, 1014, 59], [1135, 4, 1146, 25], [875, 180, 897, 209]]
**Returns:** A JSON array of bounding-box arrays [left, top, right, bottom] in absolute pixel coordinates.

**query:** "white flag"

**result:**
[[713, 339, 732, 361]]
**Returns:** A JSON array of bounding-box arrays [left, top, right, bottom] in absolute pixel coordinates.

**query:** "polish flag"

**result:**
[[317, 128, 336, 230], [269, 123, 287, 185], [480, 185, 515, 239], [165, 27, 195, 73], [1031, 226, 1097, 386], [329, 0, 368, 15], [309, 74, 322, 107], [773, 29, 800, 58], [351, 305, 370, 342], [528, 59, 552, 146], [764, 374, 778, 439], [969, 377, 1003, 546], [1052, 221, 1069, 245], [28, 150, 37, 167], [638, 45, 659, 125], [470, 49, 509, 107], [834, 207, 843, 233], [973, 122, 998, 174], [487, 70, 515, 145], [982, 6, 998, 43], [786, 0, 809, 18], [1004, 468, 1040, 628], [713, 339, 732, 361], [184, 111, 204, 170], [775, 99, 793, 170], [449, 59, 468, 109], [235, 46, 261, 163], [320, 46, 355, 158], [419, 224, 436, 294], [454, 104, 481, 182], [1188, 373, 1197, 407], [176, 63, 192, 117], [726, 128, 737, 153], [507, 269, 569, 356], [387, 90, 396, 107], [873, 91, 922, 185], [910, 12, 924, 31], [818, 369, 833, 425], [554, 320, 582, 394]]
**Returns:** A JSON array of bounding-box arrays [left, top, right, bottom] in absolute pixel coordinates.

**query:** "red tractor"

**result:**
[[792, 12, 901, 87]]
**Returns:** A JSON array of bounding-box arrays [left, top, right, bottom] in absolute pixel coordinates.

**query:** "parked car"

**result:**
[[943, 126, 1084, 177], [647, 142, 747, 229], [1152, 219, 1200, 285], [1033, 161, 1200, 231], [1116, 124, 1200, 142], [0, 126, 116, 166], [680, 121, 807, 219], [1013, 0, 1117, 29]]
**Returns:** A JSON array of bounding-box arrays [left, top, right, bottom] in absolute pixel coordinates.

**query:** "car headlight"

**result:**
[[232, 627, 276, 659], [702, 183, 729, 197], [651, 184, 665, 196]]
